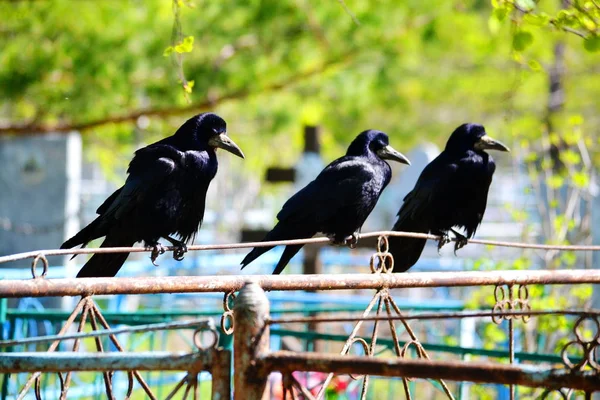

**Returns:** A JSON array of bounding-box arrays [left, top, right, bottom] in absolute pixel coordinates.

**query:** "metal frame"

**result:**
[[1, 232, 600, 399]]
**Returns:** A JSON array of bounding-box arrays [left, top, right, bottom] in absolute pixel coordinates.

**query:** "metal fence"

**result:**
[[1, 231, 600, 399]]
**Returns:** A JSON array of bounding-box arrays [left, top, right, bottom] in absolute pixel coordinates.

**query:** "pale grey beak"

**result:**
[[376, 145, 411, 165], [208, 133, 245, 159], [475, 135, 510, 152]]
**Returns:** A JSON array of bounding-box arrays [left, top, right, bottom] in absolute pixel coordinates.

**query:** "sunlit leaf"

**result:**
[[560, 149, 581, 165], [572, 171, 590, 188], [512, 30, 534, 51], [584, 35, 600, 52], [174, 35, 194, 53], [547, 174, 564, 189]]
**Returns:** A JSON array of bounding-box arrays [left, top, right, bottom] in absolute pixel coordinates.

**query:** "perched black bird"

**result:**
[[241, 130, 410, 274], [388, 123, 509, 272], [61, 112, 244, 277]]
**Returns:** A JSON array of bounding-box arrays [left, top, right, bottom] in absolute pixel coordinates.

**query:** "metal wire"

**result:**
[[266, 309, 600, 325], [0, 318, 215, 347], [1, 230, 599, 265]]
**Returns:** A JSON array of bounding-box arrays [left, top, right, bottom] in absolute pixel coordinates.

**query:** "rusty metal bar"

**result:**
[[3, 269, 600, 298], [233, 281, 270, 400], [210, 346, 232, 400], [0, 318, 215, 347], [0, 351, 216, 373], [257, 351, 600, 392], [1, 230, 599, 265]]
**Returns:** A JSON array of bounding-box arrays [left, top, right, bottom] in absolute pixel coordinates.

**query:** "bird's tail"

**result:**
[[240, 223, 285, 269], [240, 223, 312, 273], [76, 234, 135, 278], [388, 217, 428, 273], [61, 217, 106, 250]]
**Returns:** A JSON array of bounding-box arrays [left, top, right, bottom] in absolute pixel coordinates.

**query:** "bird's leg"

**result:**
[[435, 230, 451, 253], [345, 232, 359, 249], [451, 228, 469, 255], [165, 236, 188, 261], [147, 242, 166, 266]]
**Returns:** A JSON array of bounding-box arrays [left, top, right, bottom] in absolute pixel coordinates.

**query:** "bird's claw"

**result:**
[[173, 243, 188, 261], [328, 234, 345, 246], [451, 229, 468, 255], [166, 236, 188, 261], [345, 232, 359, 249], [150, 243, 166, 266], [437, 233, 451, 253]]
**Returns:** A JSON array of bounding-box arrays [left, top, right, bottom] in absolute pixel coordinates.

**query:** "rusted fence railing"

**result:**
[[2, 232, 600, 399], [2, 270, 600, 298]]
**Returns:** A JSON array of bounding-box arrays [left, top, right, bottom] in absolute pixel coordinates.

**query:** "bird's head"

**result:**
[[445, 123, 510, 154], [176, 112, 245, 158], [347, 130, 411, 165]]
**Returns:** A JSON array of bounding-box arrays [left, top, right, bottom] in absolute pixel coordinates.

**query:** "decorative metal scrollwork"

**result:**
[[369, 235, 394, 273], [31, 253, 48, 279], [492, 284, 531, 324], [560, 315, 600, 372], [221, 291, 236, 335]]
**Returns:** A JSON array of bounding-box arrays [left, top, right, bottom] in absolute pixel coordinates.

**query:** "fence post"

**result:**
[[234, 281, 270, 400]]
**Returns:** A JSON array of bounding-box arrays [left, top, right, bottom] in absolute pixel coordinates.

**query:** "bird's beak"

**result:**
[[208, 133, 245, 158], [475, 135, 510, 152], [376, 145, 411, 165]]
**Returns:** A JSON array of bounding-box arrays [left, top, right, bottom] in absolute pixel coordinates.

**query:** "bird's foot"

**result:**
[[345, 232, 359, 249], [166, 236, 188, 261], [149, 243, 166, 266], [437, 232, 451, 253], [328, 234, 345, 246], [451, 229, 469, 255]]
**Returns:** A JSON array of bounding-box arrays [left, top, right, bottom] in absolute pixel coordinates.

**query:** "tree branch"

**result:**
[[0, 53, 354, 136]]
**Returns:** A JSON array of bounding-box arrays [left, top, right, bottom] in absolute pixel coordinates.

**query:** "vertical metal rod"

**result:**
[[211, 349, 232, 400], [508, 285, 515, 400], [233, 280, 270, 400]]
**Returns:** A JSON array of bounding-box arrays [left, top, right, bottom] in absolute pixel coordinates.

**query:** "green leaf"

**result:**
[[512, 30, 534, 51], [493, 7, 509, 22], [568, 114, 584, 125], [572, 171, 590, 188], [524, 151, 538, 163], [527, 59, 542, 71], [584, 35, 600, 52], [547, 174, 564, 189], [561, 149, 581, 165], [183, 79, 195, 94], [163, 46, 174, 57], [174, 35, 194, 53], [523, 12, 550, 26]]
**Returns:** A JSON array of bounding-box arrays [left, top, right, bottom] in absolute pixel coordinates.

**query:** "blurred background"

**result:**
[[0, 0, 599, 398]]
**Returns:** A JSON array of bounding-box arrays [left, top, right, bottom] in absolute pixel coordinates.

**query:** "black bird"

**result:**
[[241, 130, 410, 274], [61, 112, 244, 277], [388, 123, 509, 272]]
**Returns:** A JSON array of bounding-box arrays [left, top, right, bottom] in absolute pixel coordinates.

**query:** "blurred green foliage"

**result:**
[[1, 0, 596, 174]]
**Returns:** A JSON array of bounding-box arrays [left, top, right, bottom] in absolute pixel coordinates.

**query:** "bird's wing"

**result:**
[[396, 154, 458, 222], [98, 145, 182, 220], [277, 157, 377, 224]]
